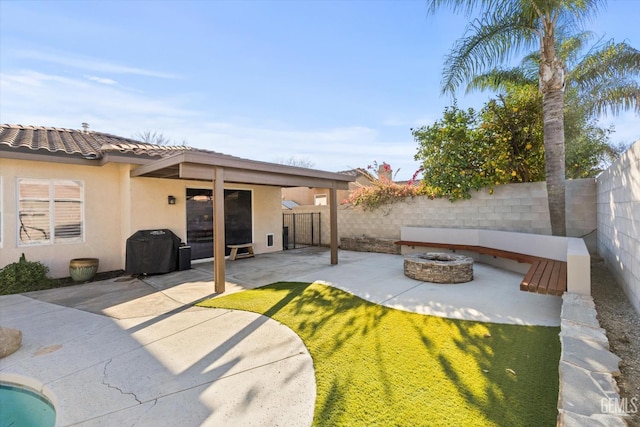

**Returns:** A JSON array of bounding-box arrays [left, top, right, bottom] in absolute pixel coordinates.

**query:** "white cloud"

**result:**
[[86, 75, 117, 85], [0, 68, 422, 179], [382, 113, 440, 128], [180, 122, 421, 178], [16, 49, 179, 79]]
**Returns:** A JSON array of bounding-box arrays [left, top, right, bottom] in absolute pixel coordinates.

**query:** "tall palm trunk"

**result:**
[[540, 21, 567, 236], [542, 89, 566, 236]]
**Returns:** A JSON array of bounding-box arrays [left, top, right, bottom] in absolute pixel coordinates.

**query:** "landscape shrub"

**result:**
[[0, 254, 55, 295]]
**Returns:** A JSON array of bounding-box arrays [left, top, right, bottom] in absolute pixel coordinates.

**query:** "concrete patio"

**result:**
[[0, 248, 562, 426]]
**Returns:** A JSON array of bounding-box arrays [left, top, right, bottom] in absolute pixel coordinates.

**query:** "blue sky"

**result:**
[[1, 0, 639, 180]]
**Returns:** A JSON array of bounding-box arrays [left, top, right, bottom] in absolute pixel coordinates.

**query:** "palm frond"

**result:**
[[571, 41, 640, 91], [425, 0, 511, 16], [441, 10, 537, 94], [558, 31, 594, 67], [553, 0, 606, 34], [582, 80, 640, 116], [466, 68, 536, 93]]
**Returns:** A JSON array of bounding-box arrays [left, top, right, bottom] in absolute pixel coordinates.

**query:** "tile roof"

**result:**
[[337, 167, 376, 181], [0, 124, 194, 159]]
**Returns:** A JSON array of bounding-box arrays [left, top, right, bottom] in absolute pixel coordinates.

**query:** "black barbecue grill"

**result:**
[[125, 229, 183, 275]]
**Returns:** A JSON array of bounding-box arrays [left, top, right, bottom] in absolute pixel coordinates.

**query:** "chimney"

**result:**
[[81, 123, 90, 133], [378, 162, 393, 181]]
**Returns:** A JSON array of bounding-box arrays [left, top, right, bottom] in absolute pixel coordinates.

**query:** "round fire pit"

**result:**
[[404, 253, 473, 283]]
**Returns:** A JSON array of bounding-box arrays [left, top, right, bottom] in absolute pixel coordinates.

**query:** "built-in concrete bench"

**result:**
[[227, 243, 255, 261], [396, 227, 590, 296]]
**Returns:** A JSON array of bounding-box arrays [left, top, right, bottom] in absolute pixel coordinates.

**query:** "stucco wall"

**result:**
[[129, 177, 190, 241], [596, 141, 640, 314], [251, 185, 284, 253], [1, 158, 287, 278], [0, 159, 125, 278], [127, 180, 284, 265]]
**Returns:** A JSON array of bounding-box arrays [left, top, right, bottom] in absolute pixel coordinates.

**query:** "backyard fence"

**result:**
[[282, 212, 322, 249]]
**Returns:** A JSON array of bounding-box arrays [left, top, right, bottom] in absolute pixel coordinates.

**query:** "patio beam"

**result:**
[[178, 163, 350, 189], [330, 186, 338, 265], [213, 167, 226, 293]]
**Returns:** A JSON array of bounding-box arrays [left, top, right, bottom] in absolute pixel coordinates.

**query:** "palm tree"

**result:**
[[426, 0, 609, 236], [468, 34, 640, 174], [468, 34, 640, 121]]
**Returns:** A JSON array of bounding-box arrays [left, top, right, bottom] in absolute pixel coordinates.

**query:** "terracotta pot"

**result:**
[[69, 258, 99, 282]]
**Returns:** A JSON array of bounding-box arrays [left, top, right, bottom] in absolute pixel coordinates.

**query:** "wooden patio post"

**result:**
[[213, 167, 226, 293], [330, 186, 338, 265]]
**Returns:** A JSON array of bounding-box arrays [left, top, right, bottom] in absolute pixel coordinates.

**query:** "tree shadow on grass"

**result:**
[[408, 314, 560, 426], [201, 281, 560, 426]]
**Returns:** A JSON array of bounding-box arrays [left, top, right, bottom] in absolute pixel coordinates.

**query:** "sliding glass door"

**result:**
[[186, 188, 252, 260]]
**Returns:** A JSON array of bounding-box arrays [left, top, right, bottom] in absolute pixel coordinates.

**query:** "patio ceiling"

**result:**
[[129, 151, 354, 189], [129, 150, 355, 294]]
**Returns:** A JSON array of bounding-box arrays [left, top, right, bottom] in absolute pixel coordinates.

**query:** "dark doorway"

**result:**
[[186, 189, 213, 260], [186, 188, 253, 260]]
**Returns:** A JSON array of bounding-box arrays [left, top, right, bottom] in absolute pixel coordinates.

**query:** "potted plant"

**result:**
[[69, 258, 99, 282]]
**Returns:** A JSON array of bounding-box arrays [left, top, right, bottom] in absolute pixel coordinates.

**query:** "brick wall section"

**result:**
[[340, 237, 401, 254], [596, 141, 640, 315]]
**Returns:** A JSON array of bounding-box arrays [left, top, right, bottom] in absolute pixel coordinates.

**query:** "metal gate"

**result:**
[[282, 212, 321, 249]]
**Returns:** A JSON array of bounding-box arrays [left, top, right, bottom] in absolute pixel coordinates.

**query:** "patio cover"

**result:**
[[129, 151, 355, 293]]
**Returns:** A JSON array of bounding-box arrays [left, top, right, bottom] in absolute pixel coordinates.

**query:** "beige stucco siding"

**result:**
[[0, 158, 124, 278], [127, 179, 283, 250], [250, 184, 284, 253], [129, 177, 189, 241], [1, 157, 287, 278]]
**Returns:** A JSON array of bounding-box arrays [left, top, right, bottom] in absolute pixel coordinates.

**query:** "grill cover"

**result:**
[[125, 229, 181, 274]]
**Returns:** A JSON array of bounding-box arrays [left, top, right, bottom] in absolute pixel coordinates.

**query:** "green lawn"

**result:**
[[198, 281, 560, 426]]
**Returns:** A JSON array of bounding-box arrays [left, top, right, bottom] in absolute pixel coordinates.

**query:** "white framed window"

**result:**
[[314, 194, 327, 206], [17, 178, 84, 246]]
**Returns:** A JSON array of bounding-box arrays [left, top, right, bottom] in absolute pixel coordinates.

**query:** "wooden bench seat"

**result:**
[[520, 259, 567, 296], [394, 240, 567, 296], [227, 243, 255, 261]]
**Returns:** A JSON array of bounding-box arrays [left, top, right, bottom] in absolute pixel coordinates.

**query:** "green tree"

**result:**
[[563, 104, 624, 178], [413, 105, 495, 199], [427, 0, 609, 236], [414, 85, 620, 197], [467, 33, 638, 177], [468, 35, 639, 138], [413, 91, 545, 200], [478, 84, 545, 183]]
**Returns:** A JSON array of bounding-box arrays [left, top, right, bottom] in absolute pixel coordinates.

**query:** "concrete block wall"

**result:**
[[287, 179, 596, 251], [566, 178, 597, 238], [338, 179, 596, 240], [596, 140, 640, 315]]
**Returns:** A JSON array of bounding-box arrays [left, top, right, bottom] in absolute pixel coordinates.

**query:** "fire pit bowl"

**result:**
[[404, 252, 473, 283]]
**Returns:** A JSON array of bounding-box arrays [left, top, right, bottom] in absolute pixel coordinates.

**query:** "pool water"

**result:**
[[0, 382, 56, 427]]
